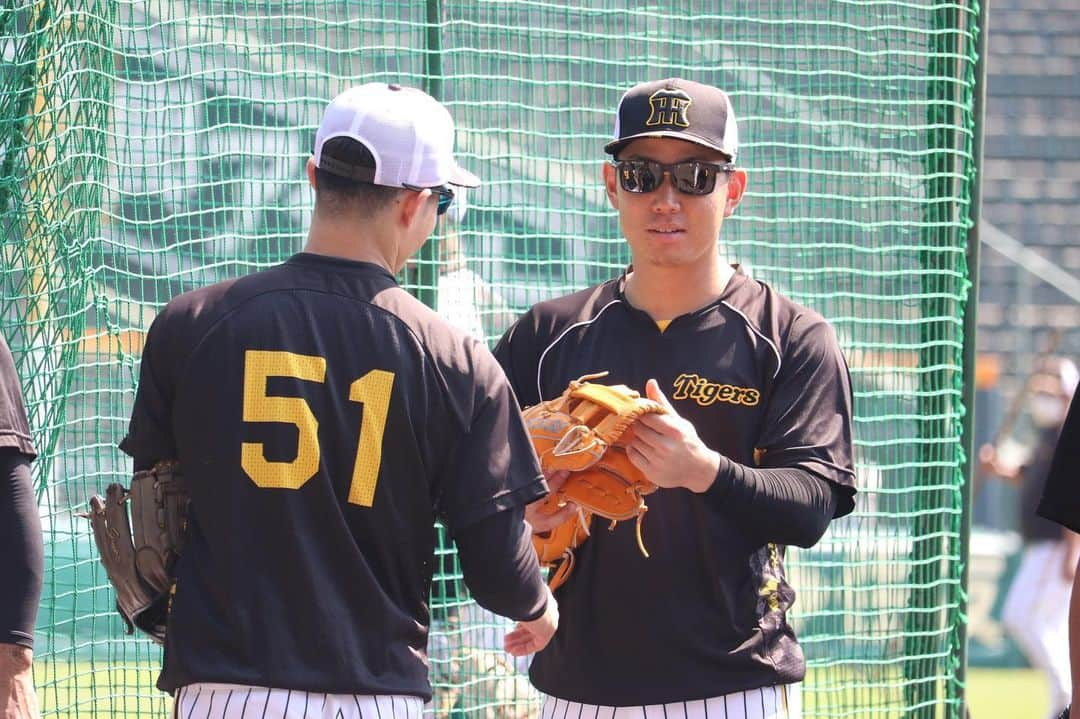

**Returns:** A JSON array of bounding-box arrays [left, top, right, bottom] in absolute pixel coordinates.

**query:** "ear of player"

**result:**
[[522, 373, 667, 590]]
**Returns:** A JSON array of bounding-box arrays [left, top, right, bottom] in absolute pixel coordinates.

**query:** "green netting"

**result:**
[[0, 1, 980, 717]]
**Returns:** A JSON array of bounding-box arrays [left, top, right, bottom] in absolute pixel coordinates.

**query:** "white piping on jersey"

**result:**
[[720, 301, 783, 380], [535, 299, 624, 401]]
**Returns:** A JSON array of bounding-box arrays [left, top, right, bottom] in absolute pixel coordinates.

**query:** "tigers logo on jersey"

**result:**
[[671, 373, 760, 407], [646, 88, 692, 128]]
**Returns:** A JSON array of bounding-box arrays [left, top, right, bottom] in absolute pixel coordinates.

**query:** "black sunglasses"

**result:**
[[612, 159, 736, 196], [403, 183, 455, 215]]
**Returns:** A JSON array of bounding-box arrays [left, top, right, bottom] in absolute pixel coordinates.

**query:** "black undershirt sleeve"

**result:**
[[0, 449, 42, 648], [453, 505, 548, 622], [706, 455, 840, 548]]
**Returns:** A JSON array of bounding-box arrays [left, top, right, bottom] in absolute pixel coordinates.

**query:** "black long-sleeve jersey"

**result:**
[[494, 267, 856, 705], [120, 252, 548, 699]]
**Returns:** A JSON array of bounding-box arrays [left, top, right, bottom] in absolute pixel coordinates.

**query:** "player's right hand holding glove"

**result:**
[[503, 584, 559, 657], [624, 379, 723, 493]]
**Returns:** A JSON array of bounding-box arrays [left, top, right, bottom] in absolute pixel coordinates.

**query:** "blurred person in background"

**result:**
[[421, 190, 538, 718], [0, 334, 41, 719], [405, 188, 517, 343], [981, 356, 1079, 719]]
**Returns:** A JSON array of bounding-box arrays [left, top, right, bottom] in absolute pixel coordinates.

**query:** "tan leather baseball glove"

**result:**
[[523, 373, 666, 590]]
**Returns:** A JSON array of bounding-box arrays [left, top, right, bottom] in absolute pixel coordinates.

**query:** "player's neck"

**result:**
[[304, 210, 399, 272], [624, 259, 735, 320]]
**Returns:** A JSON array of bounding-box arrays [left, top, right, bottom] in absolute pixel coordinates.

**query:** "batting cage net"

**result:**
[[1, 1, 980, 717]]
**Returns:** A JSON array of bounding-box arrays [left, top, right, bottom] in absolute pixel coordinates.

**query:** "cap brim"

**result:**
[[448, 164, 481, 188], [604, 130, 735, 159]]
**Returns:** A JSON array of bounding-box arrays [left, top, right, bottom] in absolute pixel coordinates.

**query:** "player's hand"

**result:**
[[625, 379, 720, 494], [525, 470, 579, 534], [504, 585, 559, 656], [0, 644, 40, 719], [978, 443, 1020, 483], [1064, 533, 1080, 582]]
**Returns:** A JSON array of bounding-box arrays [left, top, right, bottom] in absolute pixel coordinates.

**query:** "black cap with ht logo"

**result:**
[[605, 78, 739, 161]]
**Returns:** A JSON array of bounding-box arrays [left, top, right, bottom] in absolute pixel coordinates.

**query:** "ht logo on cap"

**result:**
[[645, 88, 692, 128]]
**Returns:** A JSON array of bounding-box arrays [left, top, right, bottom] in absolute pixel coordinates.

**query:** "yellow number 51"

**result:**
[[240, 350, 395, 507]]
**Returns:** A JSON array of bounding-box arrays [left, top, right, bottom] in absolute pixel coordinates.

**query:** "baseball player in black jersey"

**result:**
[[494, 79, 856, 718], [119, 83, 558, 718], [0, 334, 41, 719]]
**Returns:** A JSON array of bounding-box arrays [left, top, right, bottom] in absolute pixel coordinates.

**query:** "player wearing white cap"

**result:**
[[118, 83, 559, 718]]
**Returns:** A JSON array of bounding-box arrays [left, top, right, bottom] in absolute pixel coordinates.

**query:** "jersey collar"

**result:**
[[614, 264, 749, 322], [287, 252, 398, 283]]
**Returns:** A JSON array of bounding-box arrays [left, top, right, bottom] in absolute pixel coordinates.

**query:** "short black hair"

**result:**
[[314, 137, 402, 215]]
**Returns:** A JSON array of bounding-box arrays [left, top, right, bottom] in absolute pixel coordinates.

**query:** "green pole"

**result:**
[[415, 0, 443, 311], [955, 1, 988, 716], [905, 1, 966, 715]]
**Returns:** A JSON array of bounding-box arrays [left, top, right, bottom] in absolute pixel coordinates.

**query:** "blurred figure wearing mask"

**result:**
[[404, 188, 516, 344], [434, 189, 516, 343], [981, 356, 1079, 718], [421, 191, 537, 718]]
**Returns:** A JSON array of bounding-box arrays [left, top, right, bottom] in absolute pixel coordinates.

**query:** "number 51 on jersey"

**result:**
[[240, 349, 395, 508]]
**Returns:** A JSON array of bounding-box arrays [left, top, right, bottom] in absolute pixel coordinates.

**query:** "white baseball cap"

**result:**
[[313, 83, 480, 189]]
